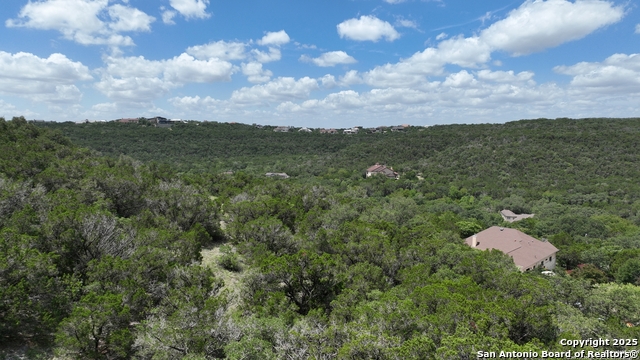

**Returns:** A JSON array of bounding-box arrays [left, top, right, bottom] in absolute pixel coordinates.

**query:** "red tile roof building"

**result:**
[[366, 163, 399, 179], [465, 226, 558, 272]]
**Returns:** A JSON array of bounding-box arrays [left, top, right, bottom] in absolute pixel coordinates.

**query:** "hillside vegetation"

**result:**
[[41, 118, 640, 200], [1, 116, 639, 359]]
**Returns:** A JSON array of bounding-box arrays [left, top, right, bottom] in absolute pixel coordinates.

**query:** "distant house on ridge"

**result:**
[[265, 172, 290, 179], [118, 118, 139, 123], [366, 163, 399, 179], [500, 209, 535, 223]]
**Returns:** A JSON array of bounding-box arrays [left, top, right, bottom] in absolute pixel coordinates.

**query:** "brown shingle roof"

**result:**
[[366, 164, 399, 179], [465, 226, 558, 271], [367, 163, 385, 172]]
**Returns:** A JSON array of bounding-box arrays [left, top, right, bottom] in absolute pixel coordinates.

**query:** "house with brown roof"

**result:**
[[366, 163, 399, 179], [500, 209, 535, 223], [265, 172, 290, 179], [465, 226, 558, 271]]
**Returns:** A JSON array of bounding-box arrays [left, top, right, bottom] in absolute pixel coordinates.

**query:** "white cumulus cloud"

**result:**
[[170, 95, 224, 111], [320, 74, 338, 88], [186, 41, 247, 61], [480, 0, 624, 56], [354, 0, 624, 88], [96, 54, 235, 101], [169, 0, 210, 19], [257, 30, 291, 46], [0, 51, 91, 103], [107, 4, 155, 32], [161, 9, 177, 25], [6, 0, 156, 46], [300, 51, 357, 67], [476, 70, 535, 83], [554, 53, 640, 93], [251, 47, 282, 63], [242, 62, 273, 83], [337, 15, 400, 42], [230, 77, 319, 104]]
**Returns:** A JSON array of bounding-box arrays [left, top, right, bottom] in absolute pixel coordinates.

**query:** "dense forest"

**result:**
[[2, 116, 639, 359]]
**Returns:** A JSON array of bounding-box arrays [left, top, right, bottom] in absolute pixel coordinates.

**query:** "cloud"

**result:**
[[396, 19, 418, 29], [257, 30, 291, 46], [0, 100, 19, 118], [186, 39, 283, 64], [476, 70, 535, 83], [163, 58, 639, 126], [107, 4, 155, 32], [95, 54, 235, 101], [320, 74, 338, 88], [230, 77, 319, 104], [170, 95, 224, 111], [95, 76, 173, 102], [186, 40, 247, 61], [169, 76, 323, 118], [554, 53, 640, 93], [274, 73, 565, 122], [169, 0, 210, 19], [636, 24, 640, 34], [161, 9, 177, 25], [164, 54, 235, 83], [0, 51, 91, 103], [355, 0, 623, 88], [480, 0, 624, 56], [295, 42, 318, 50], [358, 36, 491, 88], [300, 51, 357, 67], [442, 70, 478, 88], [32, 85, 84, 103], [384, 0, 407, 3], [251, 47, 282, 63], [241, 62, 273, 83], [6, 0, 155, 46], [340, 70, 363, 86], [337, 15, 400, 42]]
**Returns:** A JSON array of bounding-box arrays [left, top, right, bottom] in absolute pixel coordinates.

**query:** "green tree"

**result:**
[[55, 292, 133, 359], [260, 251, 341, 315], [134, 266, 231, 359]]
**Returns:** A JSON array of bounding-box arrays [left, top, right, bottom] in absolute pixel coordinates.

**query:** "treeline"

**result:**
[[2, 116, 639, 358]]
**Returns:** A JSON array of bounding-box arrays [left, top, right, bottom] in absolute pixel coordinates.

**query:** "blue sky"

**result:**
[[0, 0, 638, 127]]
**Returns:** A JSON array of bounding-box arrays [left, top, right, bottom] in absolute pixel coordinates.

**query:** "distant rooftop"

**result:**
[[466, 226, 558, 271], [500, 209, 535, 223]]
